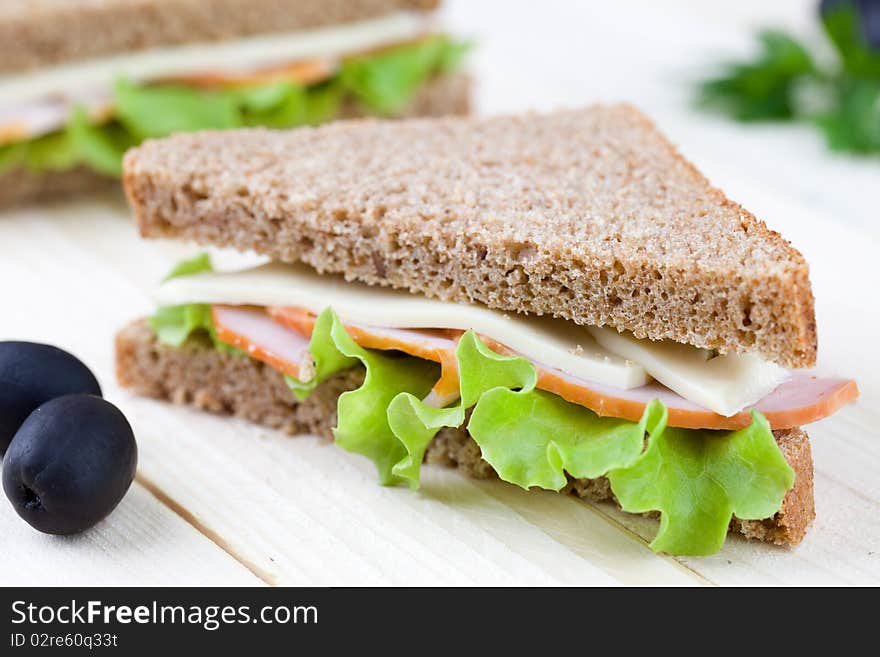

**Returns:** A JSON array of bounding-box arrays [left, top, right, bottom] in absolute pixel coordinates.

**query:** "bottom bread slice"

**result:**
[[0, 165, 114, 209], [0, 72, 470, 209], [116, 318, 816, 547]]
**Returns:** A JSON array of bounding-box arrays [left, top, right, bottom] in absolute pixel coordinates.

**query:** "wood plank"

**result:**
[[0, 482, 263, 586]]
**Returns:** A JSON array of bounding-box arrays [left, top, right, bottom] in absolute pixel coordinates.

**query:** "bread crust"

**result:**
[[124, 105, 816, 368], [115, 318, 816, 547], [0, 0, 439, 73]]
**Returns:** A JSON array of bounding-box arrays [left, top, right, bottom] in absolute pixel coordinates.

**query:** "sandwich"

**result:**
[[0, 0, 468, 207], [115, 105, 859, 556]]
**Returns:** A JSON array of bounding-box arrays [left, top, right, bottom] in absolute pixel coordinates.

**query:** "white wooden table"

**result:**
[[0, 0, 877, 586]]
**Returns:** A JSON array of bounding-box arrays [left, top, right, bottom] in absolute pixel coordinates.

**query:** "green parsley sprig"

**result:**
[[696, 3, 880, 155]]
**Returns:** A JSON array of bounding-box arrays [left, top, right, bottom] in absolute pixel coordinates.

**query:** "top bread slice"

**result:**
[[0, 0, 438, 73], [123, 104, 817, 368]]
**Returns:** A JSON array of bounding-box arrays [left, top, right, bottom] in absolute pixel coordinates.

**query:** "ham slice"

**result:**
[[213, 305, 859, 431], [0, 90, 114, 146], [212, 306, 311, 378], [163, 59, 336, 90]]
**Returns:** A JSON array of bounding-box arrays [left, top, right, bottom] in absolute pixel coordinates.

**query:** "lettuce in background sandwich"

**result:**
[[0, 0, 468, 206], [116, 106, 858, 556]]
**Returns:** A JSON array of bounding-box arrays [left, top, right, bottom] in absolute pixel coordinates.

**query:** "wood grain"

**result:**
[[0, 481, 263, 586]]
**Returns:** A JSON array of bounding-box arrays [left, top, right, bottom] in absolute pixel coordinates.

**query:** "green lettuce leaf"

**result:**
[[300, 82, 346, 126], [460, 331, 648, 490], [387, 330, 648, 491], [294, 308, 439, 485], [283, 307, 359, 401], [239, 81, 342, 128], [0, 141, 24, 171], [67, 109, 135, 176], [148, 253, 236, 352], [0, 111, 132, 176], [386, 395, 463, 488], [385, 330, 531, 487], [470, 390, 652, 492], [21, 131, 78, 172], [341, 36, 470, 115], [149, 303, 215, 348], [236, 81, 298, 113], [114, 79, 241, 139], [608, 405, 795, 556], [1, 128, 78, 174], [162, 252, 213, 281], [437, 39, 473, 73], [386, 330, 534, 487], [239, 81, 308, 128]]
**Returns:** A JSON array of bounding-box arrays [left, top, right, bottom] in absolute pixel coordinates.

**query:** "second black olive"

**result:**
[[0, 341, 102, 455], [3, 394, 137, 535]]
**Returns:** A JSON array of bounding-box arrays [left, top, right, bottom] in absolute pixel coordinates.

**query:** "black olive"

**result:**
[[0, 341, 102, 455], [3, 394, 137, 535]]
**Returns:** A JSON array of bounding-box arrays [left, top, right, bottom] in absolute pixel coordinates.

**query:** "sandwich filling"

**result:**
[[0, 20, 468, 177], [0, 13, 430, 106], [148, 254, 858, 555]]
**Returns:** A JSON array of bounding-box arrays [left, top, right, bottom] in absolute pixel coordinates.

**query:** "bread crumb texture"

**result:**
[[116, 319, 816, 546], [125, 105, 817, 368], [0, 0, 439, 73]]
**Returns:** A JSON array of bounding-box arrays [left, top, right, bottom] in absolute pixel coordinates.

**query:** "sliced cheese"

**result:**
[[0, 12, 427, 107], [154, 262, 650, 390], [586, 326, 787, 417]]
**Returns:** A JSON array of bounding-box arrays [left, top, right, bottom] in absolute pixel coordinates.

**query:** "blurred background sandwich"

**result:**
[[0, 0, 470, 207]]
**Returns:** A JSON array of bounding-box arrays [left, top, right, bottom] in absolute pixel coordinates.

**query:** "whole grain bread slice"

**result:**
[[0, 0, 438, 74], [115, 318, 816, 547], [124, 105, 817, 368]]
